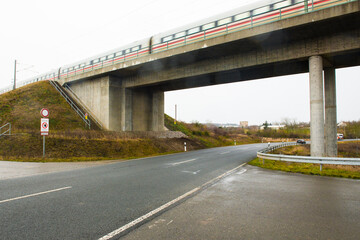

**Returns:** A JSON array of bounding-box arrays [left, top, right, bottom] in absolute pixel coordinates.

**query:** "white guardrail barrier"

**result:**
[[257, 142, 360, 171]]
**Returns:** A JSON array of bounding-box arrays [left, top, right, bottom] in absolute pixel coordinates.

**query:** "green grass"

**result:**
[[164, 114, 261, 148], [0, 133, 197, 162], [0, 81, 86, 131], [248, 158, 360, 179]]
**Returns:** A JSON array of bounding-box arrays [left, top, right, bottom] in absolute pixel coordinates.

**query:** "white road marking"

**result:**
[[98, 163, 247, 240], [236, 169, 247, 175], [220, 151, 230, 155], [0, 186, 72, 204], [171, 158, 198, 166], [182, 170, 201, 175]]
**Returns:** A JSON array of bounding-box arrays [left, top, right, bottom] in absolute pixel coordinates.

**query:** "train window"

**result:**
[[218, 17, 232, 26], [175, 31, 185, 39], [74, 65, 79, 70], [274, 0, 292, 9], [187, 26, 200, 35], [163, 35, 174, 42], [253, 6, 270, 15], [69, 67, 74, 71], [125, 49, 130, 54], [203, 22, 215, 31], [80, 63, 85, 67], [131, 46, 140, 52], [234, 12, 251, 21], [115, 51, 123, 57], [107, 53, 115, 59], [93, 59, 100, 64], [100, 56, 106, 61]]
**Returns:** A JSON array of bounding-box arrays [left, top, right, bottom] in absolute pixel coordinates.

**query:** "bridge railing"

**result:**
[[0, 0, 356, 94], [0, 123, 11, 137], [257, 141, 360, 171]]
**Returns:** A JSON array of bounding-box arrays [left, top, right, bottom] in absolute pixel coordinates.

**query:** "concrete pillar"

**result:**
[[152, 90, 164, 131], [69, 76, 123, 131], [309, 56, 325, 157], [122, 88, 133, 131], [69, 76, 164, 132], [324, 68, 337, 157], [108, 79, 122, 131], [131, 88, 165, 131], [132, 89, 152, 131]]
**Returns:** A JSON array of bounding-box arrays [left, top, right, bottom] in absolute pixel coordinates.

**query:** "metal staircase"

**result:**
[[0, 123, 11, 137], [49, 81, 102, 130]]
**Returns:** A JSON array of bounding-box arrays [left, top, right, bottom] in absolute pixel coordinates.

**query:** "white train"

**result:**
[[4, 0, 347, 92]]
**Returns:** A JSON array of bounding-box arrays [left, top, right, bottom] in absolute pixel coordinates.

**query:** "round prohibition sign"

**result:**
[[42, 122, 48, 129], [40, 108, 49, 118]]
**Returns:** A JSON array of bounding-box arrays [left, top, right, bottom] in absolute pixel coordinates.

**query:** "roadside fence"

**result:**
[[257, 142, 360, 171]]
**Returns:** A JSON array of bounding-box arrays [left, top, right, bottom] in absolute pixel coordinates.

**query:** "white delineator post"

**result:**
[[309, 56, 325, 157]]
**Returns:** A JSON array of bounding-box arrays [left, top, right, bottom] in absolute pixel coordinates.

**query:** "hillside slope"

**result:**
[[0, 82, 259, 162], [0, 81, 85, 131]]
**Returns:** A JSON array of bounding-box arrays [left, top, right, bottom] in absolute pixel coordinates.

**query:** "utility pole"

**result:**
[[13, 60, 17, 90]]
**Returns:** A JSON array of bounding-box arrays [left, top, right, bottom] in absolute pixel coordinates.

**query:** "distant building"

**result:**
[[239, 121, 248, 128]]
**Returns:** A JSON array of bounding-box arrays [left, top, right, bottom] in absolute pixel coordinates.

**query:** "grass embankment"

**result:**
[[248, 142, 360, 179], [0, 132, 200, 162], [0, 81, 259, 162], [164, 114, 260, 148], [0, 81, 86, 131]]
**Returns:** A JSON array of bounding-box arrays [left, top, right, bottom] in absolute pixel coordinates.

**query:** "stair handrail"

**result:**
[[49, 81, 91, 129], [63, 84, 103, 128], [0, 123, 11, 137]]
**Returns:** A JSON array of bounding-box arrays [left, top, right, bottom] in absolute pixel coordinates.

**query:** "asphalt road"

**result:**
[[0, 143, 266, 240], [122, 164, 360, 240]]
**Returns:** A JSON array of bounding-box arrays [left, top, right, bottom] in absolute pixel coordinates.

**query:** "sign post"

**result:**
[[40, 109, 49, 158]]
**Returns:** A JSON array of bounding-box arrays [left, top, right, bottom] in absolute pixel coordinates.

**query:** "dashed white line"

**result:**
[[0, 186, 72, 204], [171, 158, 198, 166], [220, 151, 230, 155]]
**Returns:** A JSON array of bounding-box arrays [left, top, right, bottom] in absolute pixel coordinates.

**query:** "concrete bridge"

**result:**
[[58, 1, 360, 157]]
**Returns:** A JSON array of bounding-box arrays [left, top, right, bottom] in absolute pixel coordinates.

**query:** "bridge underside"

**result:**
[[65, 2, 359, 157]]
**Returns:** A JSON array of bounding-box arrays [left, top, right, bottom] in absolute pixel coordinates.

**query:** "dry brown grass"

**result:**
[[271, 142, 360, 173]]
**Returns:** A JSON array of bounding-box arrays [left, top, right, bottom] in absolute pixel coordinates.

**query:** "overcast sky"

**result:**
[[1, 0, 359, 125]]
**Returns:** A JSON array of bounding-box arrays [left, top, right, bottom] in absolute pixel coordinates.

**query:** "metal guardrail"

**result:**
[[63, 84, 103, 129], [0, 123, 11, 137], [257, 142, 360, 171], [260, 142, 298, 153], [49, 81, 91, 129]]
